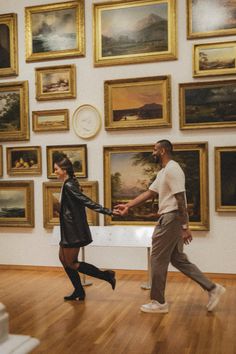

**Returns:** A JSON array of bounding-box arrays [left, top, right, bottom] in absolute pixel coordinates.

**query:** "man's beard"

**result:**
[[154, 155, 161, 164]]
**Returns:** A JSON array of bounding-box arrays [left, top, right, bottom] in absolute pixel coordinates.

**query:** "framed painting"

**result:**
[[103, 142, 209, 230], [0, 180, 34, 227], [179, 79, 236, 130], [0, 81, 29, 142], [0, 145, 2, 177], [93, 0, 177, 67], [104, 76, 171, 130], [6, 146, 42, 176], [215, 146, 236, 212], [25, 1, 85, 62], [43, 180, 99, 228], [193, 41, 236, 78], [187, 0, 236, 39], [0, 13, 18, 77], [35, 64, 76, 101], [32, 109, 69, 132], [46, 144, 87, 179]]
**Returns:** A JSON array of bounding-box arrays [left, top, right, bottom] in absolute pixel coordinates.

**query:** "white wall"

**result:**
[[0, 0, 235, 273]]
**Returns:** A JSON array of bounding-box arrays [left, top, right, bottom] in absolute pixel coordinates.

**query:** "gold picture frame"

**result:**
[[93, 0, 177, 67], [0, 13, 18, 77], [103, 142, 209, 230], [6, 146, 42, 176], [187, 0, 236, 39], [0, 81, 29, 142], [104, 75, 171, 130], [25, 1, 85, 62], [46, 144, 87, 179], [35, 64, 76, 101], [0, 145, 3, 177], [32, 109, 69, 132], [0, 180, 34, 227], [179, 79, 236, 130], [215, 146, 236, 212], [43, 180, 99, 228], [193, 41, 236, 78]]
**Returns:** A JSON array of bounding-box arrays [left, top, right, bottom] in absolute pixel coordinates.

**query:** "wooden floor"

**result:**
[[0, 268, 235, 354]]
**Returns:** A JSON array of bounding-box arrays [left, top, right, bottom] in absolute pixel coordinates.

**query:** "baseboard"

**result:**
[[0, 264, 235, 279]]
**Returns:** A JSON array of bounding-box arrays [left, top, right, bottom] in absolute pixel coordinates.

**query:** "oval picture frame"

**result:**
[[73, 104, 102, 139]]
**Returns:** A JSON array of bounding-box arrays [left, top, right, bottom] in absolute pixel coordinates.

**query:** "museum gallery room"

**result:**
[[0, 0, 236, 353]]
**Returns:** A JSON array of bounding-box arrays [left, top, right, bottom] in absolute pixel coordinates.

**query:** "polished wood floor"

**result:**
[[0, 268, 235, 354]]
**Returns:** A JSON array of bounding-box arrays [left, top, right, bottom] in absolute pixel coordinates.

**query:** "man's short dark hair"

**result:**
[[157, 139, 173, 154]]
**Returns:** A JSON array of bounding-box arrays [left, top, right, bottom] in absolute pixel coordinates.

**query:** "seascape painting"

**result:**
[[101, 3, 168, 57], [42, 72, 70, 93], [31, 9, 76, 54], [0, 189, 26, 218], [0, 91, 20, 132]]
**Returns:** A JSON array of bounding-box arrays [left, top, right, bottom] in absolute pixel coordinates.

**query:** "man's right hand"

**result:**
[[113, 204, 129, 216]]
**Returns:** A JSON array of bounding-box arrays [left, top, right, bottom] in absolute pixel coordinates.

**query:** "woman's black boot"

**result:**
[[64, 267, 85, 301], [77, 262, 116, 290]]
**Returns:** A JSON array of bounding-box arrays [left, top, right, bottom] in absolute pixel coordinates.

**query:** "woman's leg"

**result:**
[[59, 246, 85, 300]]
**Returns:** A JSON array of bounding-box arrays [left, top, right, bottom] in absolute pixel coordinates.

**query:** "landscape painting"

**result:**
[[43, 181, 99, 228], [187, 0, 236, 38], [179, 80, 236, 129], [7, 146, 42, 176], [0, 180, 34, 227], [104, 76, 171, 130], [35, 65, 76, 101], [0, 81, 29, 142], [32, 109, 69, 132], [0, 13, 18, 77], [215, 146, 236, 211], [25, 1, 85, 61], [94, 0, 176, 66], [103, 142, 209, 230], [47, 144, 87, 179], [193, 41, 236, 77]]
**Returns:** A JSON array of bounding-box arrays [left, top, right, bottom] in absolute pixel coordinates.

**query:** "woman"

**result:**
[[54, 154, 116, 301]]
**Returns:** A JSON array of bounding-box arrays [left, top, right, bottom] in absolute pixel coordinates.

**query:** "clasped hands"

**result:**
[[113, 203, 129, 216]]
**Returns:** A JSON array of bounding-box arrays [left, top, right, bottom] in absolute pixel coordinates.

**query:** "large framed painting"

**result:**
[[43, 180, 99, 228], [35, 64, 76, 101], [187, 0, 236, 39], [93, 0, 177, 67], [179, 79, 236, 130], [32, 109, 69, 132], [104, 76, 171, 130], [46, 144, 87, 179], [0, 81, 29, 142], [0, 180, 34, 227], [103, 142, 209, 230], [0, 145, 2, 177], [193, 41, 236, 78], [25, 1, 85, 62], [0, 13, 18, 77], [6, 146, 42, 176], [215, 146, 236, 212]]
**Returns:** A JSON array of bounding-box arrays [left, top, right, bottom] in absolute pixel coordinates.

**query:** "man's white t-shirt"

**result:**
[[149, 160, 186, 214]]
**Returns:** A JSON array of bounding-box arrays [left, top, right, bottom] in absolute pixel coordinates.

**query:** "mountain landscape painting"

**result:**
[[101, 3, 168, 57]]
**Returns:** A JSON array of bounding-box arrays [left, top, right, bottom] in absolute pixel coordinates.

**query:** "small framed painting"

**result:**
[[0, 13, 18, 77], [32, 109, 69, 132], [46, 144, 87, 179], [6, 146, 42, 176]]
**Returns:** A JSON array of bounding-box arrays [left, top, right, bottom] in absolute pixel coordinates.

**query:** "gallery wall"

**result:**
[[0, 0, 236, 273]]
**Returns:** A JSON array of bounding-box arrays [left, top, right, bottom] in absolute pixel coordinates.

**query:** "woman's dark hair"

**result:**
[[54, 153, 80, 188]]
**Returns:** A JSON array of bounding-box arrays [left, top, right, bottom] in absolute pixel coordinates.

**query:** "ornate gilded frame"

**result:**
[[103, 142, 209, 230], [0, 81, 29, 142], [0, 180, 34, 227], [0, 13, 18, 77], [35, 64, 76, 101], [25, 1, 85, 62], [32, 109, 69, 132], [43, 180, 99, 228], [6, 146, 42, 176], [0, 145, 2, 177], [93, 0, 177, 67], [104, 75, 171, 130], [215, 146, 236, 212]]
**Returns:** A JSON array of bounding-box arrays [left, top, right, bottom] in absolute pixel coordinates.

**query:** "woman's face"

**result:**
[[54, 163, 68, 181]]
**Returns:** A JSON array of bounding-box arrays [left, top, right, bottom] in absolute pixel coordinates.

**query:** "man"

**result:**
[[114, 140, 225, 313]]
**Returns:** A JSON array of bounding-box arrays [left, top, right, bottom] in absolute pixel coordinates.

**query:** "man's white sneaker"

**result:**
[[140, 300, 168, 313], [207, 283, 226, 311]]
